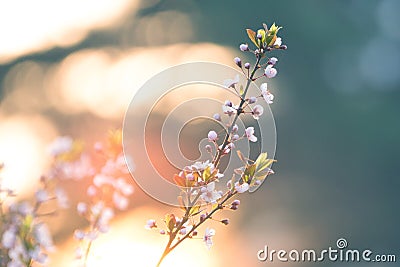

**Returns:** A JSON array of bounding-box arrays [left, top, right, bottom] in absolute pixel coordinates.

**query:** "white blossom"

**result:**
[[48, 136, 73, 157], [252, 105, 264, 119], [235, 181, 250, 193], [264, 65, 277, 78], [245, 127, 257, 142], [203, 228, 216, 249], [223, 74, 239, 88], [145, 219, 157, 229], [200, 182, 222, 203], [274, 37, 282, 47]]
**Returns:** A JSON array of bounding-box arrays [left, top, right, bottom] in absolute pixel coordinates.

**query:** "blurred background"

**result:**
[[0, 0, 399, 266]]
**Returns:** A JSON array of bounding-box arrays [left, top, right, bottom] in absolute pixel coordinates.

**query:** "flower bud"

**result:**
[[234, 57, 242, 68], [221, 219, 229, 225], [200, 214, 207, 222], [77, 202, 87, 215], [244, 62, 250, 69], [208, 130, 218, 142], [248, 96, 257, 104], [230, 205, 238, 210], [239, 43, 249, 51], [257, 33, 262, 39], [232, 200, 241, 206], [268, 57, 278, 65], [280, 44, 287, 50], [159, 229, 166, 235], [213, 113, 221, 121], [224, 100, 233, 107], [232, 134, 240, 141], [232, 124, 238, 133]]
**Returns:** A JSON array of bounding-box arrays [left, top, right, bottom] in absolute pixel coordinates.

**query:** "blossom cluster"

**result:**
[[0, 164, 68, 267], [72, 130, 134, 264], [0, 129, 135, 267]]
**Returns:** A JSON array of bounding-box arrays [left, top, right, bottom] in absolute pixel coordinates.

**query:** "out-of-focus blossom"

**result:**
[[145, 219, 157, 230], [35, 189, 48, 203], [48, 136, 73, 157], [77, 202, 87, 215], [55, 187, 69, 208]]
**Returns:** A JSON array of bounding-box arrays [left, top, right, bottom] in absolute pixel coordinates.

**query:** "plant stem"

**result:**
[[213, 54, 262, 167], [156, 53, 262, 267], [169, 191, 237, 252]]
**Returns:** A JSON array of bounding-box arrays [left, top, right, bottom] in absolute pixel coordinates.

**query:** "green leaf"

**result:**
[[254, 153, 274, 173], [239, 85, 244, 96], [229, 174, 236, 191], [246, 29, 258, 47], [249, 153, 276, 192], [189, 205, 201, 216], [257, 29, 266, 45], [165, 214, 176, 232], [202, 166, 211, 182], [242, 163, 256, 183]]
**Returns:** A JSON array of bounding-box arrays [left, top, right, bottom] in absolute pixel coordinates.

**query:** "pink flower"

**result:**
[[203, 228, 216, 249], [245, 127, 257, 142], [145, 219, 157, 230], [252, 105, 264, 119], [235, 181, 250, 193], [264, 65, 277, 78], [260, 83, 274, 104], [268, 57, 278, 65], [201, 182, 222, 203], [77, 202, 87, 215], [223, 74, 240, 88], [239, 43, 249, 51]]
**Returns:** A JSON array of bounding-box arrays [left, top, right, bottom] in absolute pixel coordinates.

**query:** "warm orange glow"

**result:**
[[0, 0, 140, 63], [52, 207, 223, 267], [44, 43, 234, 119], [0, 115, 57, 197]]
